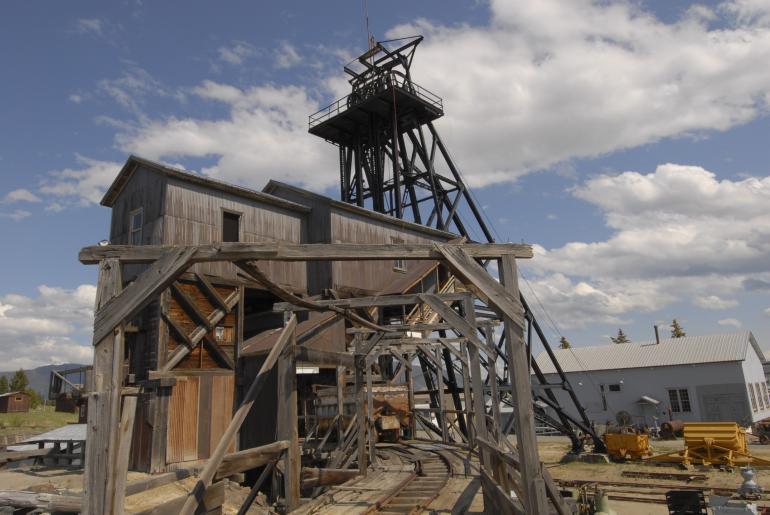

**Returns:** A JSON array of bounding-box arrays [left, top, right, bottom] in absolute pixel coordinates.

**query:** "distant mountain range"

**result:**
[[0, 363, 87, 398]]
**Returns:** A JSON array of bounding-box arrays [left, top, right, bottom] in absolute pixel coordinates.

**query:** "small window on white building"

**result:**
[[755, 383, 765, 410], [763, 383, 770, 408], [129, 208, 143, 245], [749, 384, 758, 412], [608, 384, 621, 392], [668, 388, 691, 413]]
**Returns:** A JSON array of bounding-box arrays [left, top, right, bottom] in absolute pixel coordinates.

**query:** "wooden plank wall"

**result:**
[[329, 208, 447, 294], [166, 280, 237, 369], [163, 179, 307, 290]]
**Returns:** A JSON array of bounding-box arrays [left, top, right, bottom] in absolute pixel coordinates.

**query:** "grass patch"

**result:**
[[0, 405, 77, 436]]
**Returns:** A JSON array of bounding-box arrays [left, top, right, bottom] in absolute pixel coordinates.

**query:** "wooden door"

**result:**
[[167, 376, 199, 463]]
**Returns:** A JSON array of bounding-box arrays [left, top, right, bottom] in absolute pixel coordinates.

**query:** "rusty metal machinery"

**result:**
[[648, 422, 770, 467], [603, 430, 652, 461]]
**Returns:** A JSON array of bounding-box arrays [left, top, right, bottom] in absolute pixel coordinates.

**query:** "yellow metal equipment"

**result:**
[[648, 422, 770, 467], [604, 432, 652, 460]]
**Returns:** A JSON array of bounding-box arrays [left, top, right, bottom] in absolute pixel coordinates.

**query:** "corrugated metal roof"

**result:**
[[535, 330, 763, 374]]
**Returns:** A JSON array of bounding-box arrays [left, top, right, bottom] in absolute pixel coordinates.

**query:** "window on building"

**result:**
[[129, 208, 143, 245], [608, 384, 621, 392], [222, 211, 240, 242], [763, 383, 770, 408], [391, 237, 406, 272], [600, 384, 608, 411], [215, 326, 225, 341], [749, 384, 758, 412], [756, 383, 765, 410], [668, 388, 691, 413]]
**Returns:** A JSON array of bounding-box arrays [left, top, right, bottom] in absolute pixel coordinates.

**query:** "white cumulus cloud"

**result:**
[[2, 189, 41, 203], [39, 154, 122, 207], [0, 285, 96, 369], [718, 317, 743, 327], [524, 164, 770, 328]]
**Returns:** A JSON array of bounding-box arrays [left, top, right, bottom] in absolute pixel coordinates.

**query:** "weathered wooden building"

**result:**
[[100, 156, 456, 472], [0, 391, 30, 413]]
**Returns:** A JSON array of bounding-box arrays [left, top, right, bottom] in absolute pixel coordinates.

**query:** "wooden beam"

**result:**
[[419, 294, 498, 358], [0, 491, 82, 513], [295, 347, 354, 368], [276, 327, 300, 511], [433, 244, 526, 331], [275, 292, 467, 312], [79, 242, 534, 265], [300, 468, 360, 489], [84, 258, 122, 515], [479, 467, 526, 515], [215, 440, 289, 480], [170, 282, 212, 330], [92, 247, 197, 344], [194, 272, 229, 312], [110, 395, 137, 515], [177, 315, 297, 515], [499, 255, 549, 515]]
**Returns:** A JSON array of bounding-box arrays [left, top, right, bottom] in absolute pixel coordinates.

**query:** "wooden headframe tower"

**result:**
[[309, 36, 604, 455]]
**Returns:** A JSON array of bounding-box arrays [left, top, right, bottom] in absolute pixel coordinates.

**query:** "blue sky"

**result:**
[[1, 0, 769, 368]]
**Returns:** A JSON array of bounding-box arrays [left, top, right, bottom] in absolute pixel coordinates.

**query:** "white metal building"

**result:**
[[534, 331, 770, 427]]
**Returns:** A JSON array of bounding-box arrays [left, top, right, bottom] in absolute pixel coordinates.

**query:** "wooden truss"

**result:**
[[63, 241, 564, 514]]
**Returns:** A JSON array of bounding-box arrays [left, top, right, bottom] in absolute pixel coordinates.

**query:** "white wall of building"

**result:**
[[540, 359, 770, 427]]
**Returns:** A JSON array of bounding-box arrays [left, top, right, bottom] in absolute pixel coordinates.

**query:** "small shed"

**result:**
[[0, 391, 31, 413]]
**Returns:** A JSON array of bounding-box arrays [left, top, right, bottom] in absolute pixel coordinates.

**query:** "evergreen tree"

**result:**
[[670, 319, 686, 338], [10, 369, 29, 392], [0, 376, 8, 394], [610, 329, 630, 344], [559, 337, 571, 349]]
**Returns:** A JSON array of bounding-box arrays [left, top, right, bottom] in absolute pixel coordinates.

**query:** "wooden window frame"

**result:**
[[221, 208, 242, 243], [667, 388, 691, 413], [390, 237, 407, 272], [129, 208, 143, 245]]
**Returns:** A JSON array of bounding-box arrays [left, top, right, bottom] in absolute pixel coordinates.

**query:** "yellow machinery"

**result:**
[[648, 422, 770, 467], [604, 431, 652, 460]]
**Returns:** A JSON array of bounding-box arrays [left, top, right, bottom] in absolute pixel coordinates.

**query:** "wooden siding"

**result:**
[[166, 374, 235, 465], [167, 376, 200, 463], [162, 178, 306, 290], [329, 208, 447, 294], [166, 281, 237, 369], [0, 393, 30, 413]]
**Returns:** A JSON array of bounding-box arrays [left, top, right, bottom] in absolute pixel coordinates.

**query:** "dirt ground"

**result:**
[[3, 435, 770, 513], [539, 435, 770, 514]]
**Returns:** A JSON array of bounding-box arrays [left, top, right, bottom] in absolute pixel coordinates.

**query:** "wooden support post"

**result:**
[[355, 353, 367, 476], [365, 355, 376, 466], [462, 297, 488, 467], [111, 395, 137, 515], [178, 315, 296, 515], [434, 347, 448, 443], [84, 258, 122, 515], [460, 342, 474, 445], [277, 327, 300, 511], [499, 255, 548, 515], [405, 353, 416, 439], [483, 323, 502, 443], [336, 366, 345, 450]]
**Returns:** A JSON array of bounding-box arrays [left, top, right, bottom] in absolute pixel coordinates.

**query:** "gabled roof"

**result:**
[[535, 331, 764, 374], [101, 156, 310, 213], [263, 180, 457, 240]]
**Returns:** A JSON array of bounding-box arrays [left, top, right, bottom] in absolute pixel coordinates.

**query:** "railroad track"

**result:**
[[369, 443, 451, 514]]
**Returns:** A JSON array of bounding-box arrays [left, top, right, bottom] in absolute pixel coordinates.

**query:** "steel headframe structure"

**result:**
[[308, 35, 605, 454]]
